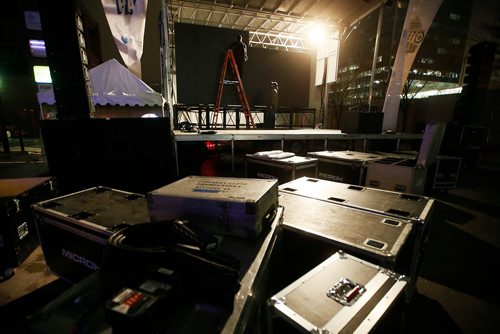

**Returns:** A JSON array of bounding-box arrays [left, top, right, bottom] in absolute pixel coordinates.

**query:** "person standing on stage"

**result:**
[[265, 81, 279, 129]]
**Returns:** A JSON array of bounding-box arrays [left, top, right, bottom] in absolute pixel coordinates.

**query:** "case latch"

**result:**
[[326, 277, 366, 306]]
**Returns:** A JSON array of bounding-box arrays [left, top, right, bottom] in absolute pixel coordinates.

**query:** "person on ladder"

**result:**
[[227, 34, 248, 79], [214, 33, 254, 129]]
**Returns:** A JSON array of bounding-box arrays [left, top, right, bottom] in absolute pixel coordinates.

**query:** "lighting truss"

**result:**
[[168, 0, 331, 53], [249, 31, 308, 52]]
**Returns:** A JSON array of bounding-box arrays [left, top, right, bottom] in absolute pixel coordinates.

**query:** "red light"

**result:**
[[205, 141, 216, 151]]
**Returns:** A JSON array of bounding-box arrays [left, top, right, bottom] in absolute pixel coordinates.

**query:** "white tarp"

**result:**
[[90, 58, 164, 106]]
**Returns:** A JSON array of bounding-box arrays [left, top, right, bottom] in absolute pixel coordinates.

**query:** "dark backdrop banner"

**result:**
[[175, 23, 311, 108]]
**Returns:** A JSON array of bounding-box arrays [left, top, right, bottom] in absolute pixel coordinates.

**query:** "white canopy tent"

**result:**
[[89, 58, 164, 108], [38, 58, 166, 118]]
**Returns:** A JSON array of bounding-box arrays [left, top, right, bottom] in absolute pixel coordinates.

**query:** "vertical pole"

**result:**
[[236, 107, 240, 129], [174, 139, 179, 176], [231, 138, 235, 174], [0, 95, 10, 153], [205, 104, 210, 129], [223, 107, 227, 129], [160, 1, 174, 125], [198, 104, 203, 128], [368, 5, 384, 112]]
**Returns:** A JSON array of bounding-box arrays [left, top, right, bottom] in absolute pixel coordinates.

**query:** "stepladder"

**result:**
[[212, 49, 255, 128]]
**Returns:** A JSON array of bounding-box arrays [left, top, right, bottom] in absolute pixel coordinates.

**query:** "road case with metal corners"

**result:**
[[147, 176, 279, 239], [278, 176, 434, 301], [307, 150, 385, 185], [245, 153, 317, 184], [0, 177, 57, 278], [32, 186, 150, 283], [267, 251, 407, 333]]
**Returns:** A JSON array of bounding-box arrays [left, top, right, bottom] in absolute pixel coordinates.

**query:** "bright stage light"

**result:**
[[307, 23, 326, 45]]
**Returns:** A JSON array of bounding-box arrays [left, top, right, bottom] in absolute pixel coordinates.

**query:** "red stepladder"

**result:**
[[212, 49, 255, 129]]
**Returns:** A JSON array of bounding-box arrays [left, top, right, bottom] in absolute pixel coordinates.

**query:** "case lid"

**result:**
[[250, 150, 295, 159], [0, 177, 52, 198], [279, 176, 433, 222], [279, 192, 413, 261], [32, 186, 150, 229], [247, 154, 317, 166], [149, 176, 278, 203], [307, 150, 385, 163], [417, 121, 446, 167]]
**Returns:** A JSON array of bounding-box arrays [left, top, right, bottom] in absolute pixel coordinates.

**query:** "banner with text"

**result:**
[[382, 0, 443, 131], [101, 0, 148, 78]]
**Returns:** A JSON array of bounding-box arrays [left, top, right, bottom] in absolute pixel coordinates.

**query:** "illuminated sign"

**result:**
[[33, 66, 52, 84], [29, 39, 46, 58]]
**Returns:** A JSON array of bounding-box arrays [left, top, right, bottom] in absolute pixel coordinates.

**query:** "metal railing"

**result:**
[[174, 104, 316, 130]]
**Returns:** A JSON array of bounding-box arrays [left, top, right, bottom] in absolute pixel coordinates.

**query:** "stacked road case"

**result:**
[[275, 190, 413, 296], [365, 156, 426, 193], [307, 150, 386, 185], [22, 172, 437, 330], [0, 177, 57, 278], [365, 122, 446, 194], [278, 176, 435, 300], [32, 186, 151, 283], [147, 176, 279, 239], [267, 251, 407, 333], [429, 155, 462, 190], [245, 153, 317, 184]]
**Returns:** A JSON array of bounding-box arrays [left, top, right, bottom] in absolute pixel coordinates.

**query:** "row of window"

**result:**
[[28, 38, 52, 84], [339, 64, 460, 81]]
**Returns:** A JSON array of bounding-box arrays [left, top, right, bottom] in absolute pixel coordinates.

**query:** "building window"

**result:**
[[449, 13, 461, 21], [33, 66, 52, 83], [421, 57, 434, 64], [451, 38, 460, 45], [437, 48, 447, 55], [428, 70, 442, 77], [29, 40, 46, 58], [24, 11, 41, 30]]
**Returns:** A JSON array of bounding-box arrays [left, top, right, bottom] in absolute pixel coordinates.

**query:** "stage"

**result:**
[[172, 128, 424, 175]]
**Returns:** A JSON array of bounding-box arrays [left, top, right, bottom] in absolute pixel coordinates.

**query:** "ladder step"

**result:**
[[223, 80, 240, 84]]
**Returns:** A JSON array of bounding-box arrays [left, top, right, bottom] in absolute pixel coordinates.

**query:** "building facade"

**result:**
[[333, 0, 473, 113]]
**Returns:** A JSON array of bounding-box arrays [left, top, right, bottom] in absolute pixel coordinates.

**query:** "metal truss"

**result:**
[[168, 0, 329, 53], [249, 31, 308, 52]]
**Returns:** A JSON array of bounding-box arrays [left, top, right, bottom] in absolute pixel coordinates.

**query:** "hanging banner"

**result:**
[[315, 33, 340, 86], [381, 0, 443, 131], [326, 36, 340, 84], [101, 0, 148, 78]]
